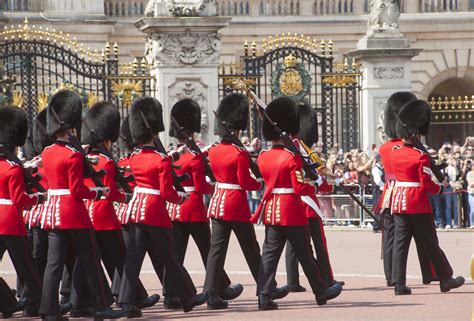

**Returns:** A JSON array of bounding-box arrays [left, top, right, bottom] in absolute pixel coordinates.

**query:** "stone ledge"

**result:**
[[135, 16, 232, 34]]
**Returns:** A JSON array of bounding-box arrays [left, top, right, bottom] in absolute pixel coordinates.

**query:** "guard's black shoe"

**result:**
[[2, 298, 29, 318], [440, 276, 465, 293], [93, 307, 126, 320], [41, 315, 68, 321], [163, 296, 182, 310], [315, 282, 343, 305], [121, 304, 142, 318], [282, 284, 307, 293], [333, 280, 345, 287], [206, 292, 228, 310], [423, 277, 439, 285], [182, 292, 209, 313], [22, 304, 40, 317], [258, 294, 278, 311], [271, 286, 290, 300], [394, 284, 412, 295], [220, 284, 244, 301], [136, 294, 160, 309], [386, 281, 395, 287], [59, 302, 72, 315], [70, 307, 93, 318]]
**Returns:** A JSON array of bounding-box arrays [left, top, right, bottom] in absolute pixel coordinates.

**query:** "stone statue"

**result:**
[[144, 0, 216, 17], [369, 0, 401, 31]]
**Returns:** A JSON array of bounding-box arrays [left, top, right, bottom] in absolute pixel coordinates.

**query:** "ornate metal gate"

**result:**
[[219, 34, 361, 152]]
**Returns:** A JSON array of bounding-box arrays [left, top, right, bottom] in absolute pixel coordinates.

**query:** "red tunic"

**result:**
[[378, 138, 403, 211], [207, 140, 262, 222], [391, 144, 443, 215], [126, 146, 185, 228], [84, 151, 125, 231], [0, 157, 39, 236], [167, 147, 214, 223], [23, 165, 49, 228], [40, 142, 98, 229], [251, 146, 316, 226], [116, 155, 136, 225]]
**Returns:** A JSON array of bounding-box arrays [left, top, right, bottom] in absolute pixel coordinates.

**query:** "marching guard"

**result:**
[[390, 99, 465, 294]]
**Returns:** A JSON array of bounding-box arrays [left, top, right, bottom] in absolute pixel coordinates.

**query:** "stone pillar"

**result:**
[[44, 0, 105, 15], [354, 0, 366, 14], [136, 17, 231, 146], [300, 0, 314, 16], [459, 0, 470, 11], [405, 0, 419, 13], [347, 32, 421, 149]]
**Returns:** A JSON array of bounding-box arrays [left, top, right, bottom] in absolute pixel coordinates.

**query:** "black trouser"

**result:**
[[258, 225, 328, 296], [383, 209, 438, 284], [39, 229, 114, 316], [119, 224, 196, 305], [166, 221, 231, 295], [95, 229, 148, 303], [16, 227, 33, 300], [0, 277, 16, 312], [285, 216, 334, 286], [204, 219, 262, 294], [0, 235, 43, 308], [392, 214, 453, 285]]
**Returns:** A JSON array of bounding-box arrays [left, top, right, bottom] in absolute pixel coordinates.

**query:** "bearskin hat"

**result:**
[[129, 96, 164, 144], [297, 100, 318, 147], [0, 106, 28, 149], [396, 100, 432, 138], [262, 97, 299, 141], [169, 98, 201, 139], [33, 109, 54, 154], [214, 93, 249, 137], [47, 90, 83, 136], [119, 115, 135, 151], [81, 102, 121, 146], [383, 91, 417, 139]]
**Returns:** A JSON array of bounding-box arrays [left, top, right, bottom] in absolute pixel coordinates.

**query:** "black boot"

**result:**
[[22, 304, 40, 317], [440, 276, 465, 293], [59, 302, 72, 315], [315, 282, 343, 305], [271, 286, 290, 300], [2, 298, 29, 319], [207, 292, 228, 310], [394, 284, 412, 295], [182, 292, 209, 313], [332, 279, 345, 287], [136, 294, 160, 309], [70, 307, 93, 318], [121, 304, 142, 318], [93, 307, 126, 320], [163, 296, 182, 310], [281, 284, 307, 293], [220, 284, 244, 301], [258, 294, 278, 311], [386, 280, 395, 287], [41, 315, 69, 321]]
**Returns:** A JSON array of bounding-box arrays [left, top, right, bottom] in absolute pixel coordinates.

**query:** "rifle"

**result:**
[[213, 110, 262, 179], [138, 111, 189, 193], [49, 107, 106, 189], [170, 115, 216, 183]]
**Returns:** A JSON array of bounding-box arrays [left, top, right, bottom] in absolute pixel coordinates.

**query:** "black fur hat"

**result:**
[[33, 109, 54, 154], [47, 90, 83, 136], [383, 91, 417, 139], [262, 97, 299, 141], [0, 106, 28, 148], [81, 102, 121, 146], [119, 115, 135, 151], [169, 99, 201, 139], [214, 93, 249, 137], [396, 100, 432, 138], [129, 96, 164, 144], [297, 100, 318, 147]]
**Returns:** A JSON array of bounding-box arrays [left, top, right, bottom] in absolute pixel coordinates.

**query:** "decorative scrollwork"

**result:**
[[111, 81, 143, 108]]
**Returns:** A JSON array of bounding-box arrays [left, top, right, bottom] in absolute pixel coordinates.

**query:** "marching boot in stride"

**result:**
[[251, 97, 342, 310], [39, 90, 124, 321], [118, 97, 208, 318], [379, 92, 440, 290], [204, 94, 288, 310], [390, 99, 465, 295], [81, 102, 159, 315], [284, 101, 343, 293], [0, 106, 44, 318], [164, 99, 242, 308]]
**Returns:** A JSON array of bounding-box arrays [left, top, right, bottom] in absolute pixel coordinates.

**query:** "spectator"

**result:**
[[443, 156, 461, 228], [466, 160, 474, 229], [371, 154, 384, 232]]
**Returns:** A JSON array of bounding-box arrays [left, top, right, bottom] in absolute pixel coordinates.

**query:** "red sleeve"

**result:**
[[190, 155, 214, 195], [68, 152, 98, 200], [159, 156, 184, 204], [289, 156, 317, 196], [103, 159, 126, 203], [318, 179, 334, 193], [8, 166, 38, 208], [419, 154, 442, 195], [236, 150, 262, 191]]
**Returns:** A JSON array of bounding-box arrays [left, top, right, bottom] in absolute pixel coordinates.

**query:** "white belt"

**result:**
[[183, 186, 195, 192], [216, 183, 242, 190], [48, 189, 71, 196], [135, 187, 161, 195], [271, 188, 294, 194], [301, 195, 323, 217], [395, 182, 421, 187], [0, 198, 13, 205]]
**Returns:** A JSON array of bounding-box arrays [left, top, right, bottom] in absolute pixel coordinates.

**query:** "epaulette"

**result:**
[[187, 147, 199, 156], [153, 150, 167, 158], [99, 153, 111, 162], [413, 147, 424, 154], [231, 143, 246, 151], [65, 145, 78, 153], [283, 147, 296, 156], [118, 155, 128, 162], [6, 159, 19, 167], [392, 145, 401, 152]]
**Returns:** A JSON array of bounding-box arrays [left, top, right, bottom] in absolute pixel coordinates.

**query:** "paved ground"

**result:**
[[1, 227, 473, 320]]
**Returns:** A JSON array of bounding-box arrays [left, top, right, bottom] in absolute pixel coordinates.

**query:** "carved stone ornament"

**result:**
[[374, 67, 403, 79], [375, 98, 387, 143], [144, 0, 216, 17], [169, 80, 209, 137], [145, 31, 221, 65], [368, 0, 401, 31]]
